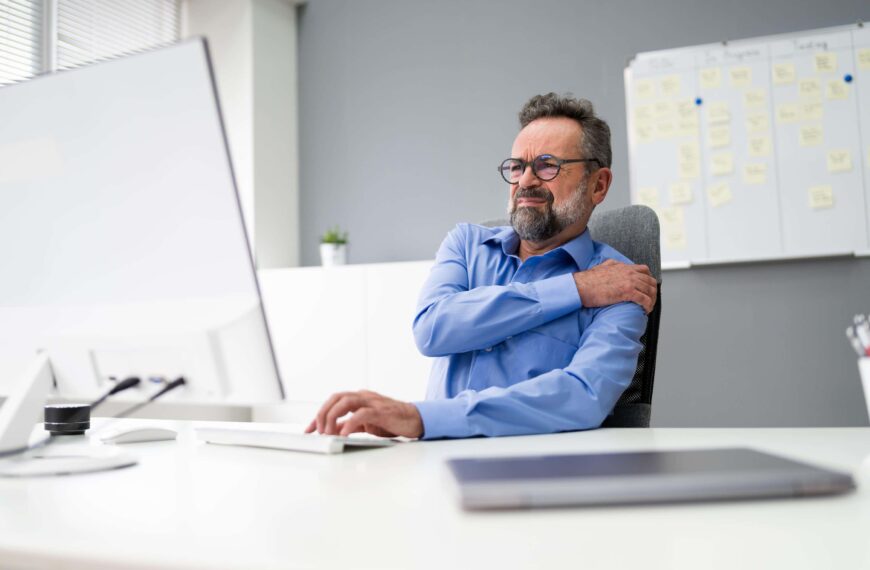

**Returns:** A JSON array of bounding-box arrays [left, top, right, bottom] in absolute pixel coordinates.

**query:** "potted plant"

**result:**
[[319, 226, 348, 266]]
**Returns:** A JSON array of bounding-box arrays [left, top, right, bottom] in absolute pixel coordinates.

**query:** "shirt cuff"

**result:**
[[532, 272, 583, 317], [413, 398, 471, 440]]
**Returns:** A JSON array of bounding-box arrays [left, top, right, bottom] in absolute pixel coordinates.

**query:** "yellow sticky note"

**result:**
[[826, 80, 849, 100], [743, 88, 766, 108], [635, 79, 655, 99], [814, 52, 837, 73], [708, 182, 733, 207], [654, 101, 674, 119], [745, 114, 770, 133], [678, 141, 700, 163], [748, 136, 772, 157], [654, 121, 676, 139], [700, 67, 722, 89], [679, 160, 700, 180], [742, 163, 768, 185], [664, 227, 688, 250], [776, 103, 800, 123], [660, 75, 682, 98], [635, 122, 654, 144], [659, 206, 687, 249], [676, 119, 700, 138], [669, 181, 693, 205], [827, 149, 852, 173], [634, 105, 653, 122], [800, 101, 823, 121], [772, 63, 796, 85], [859, 48, 870, 71], [659, 205, 685, 226], [798, 78, 822, 100], [799, 125, 823, 146], [729, 66, 752, 88], [706, 101, 730, 124], [711, 152, 734, 176], [808, 185, 834, 209], [675, 100, 697, 120], [707, 125, 731, 149], [637, 187, 659, 208]]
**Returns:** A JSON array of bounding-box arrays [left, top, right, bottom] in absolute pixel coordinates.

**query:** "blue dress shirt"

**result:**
[[412, 223, 647, 439]]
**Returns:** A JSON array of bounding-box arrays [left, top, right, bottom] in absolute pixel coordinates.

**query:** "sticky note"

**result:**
[[654, 101, 674, 119], [635, 79, 655, 99], [748, 136, 772, 157], [776, 103, 800, 124], [707, 125, 731, 148], [660, 75, 682, 97], [798, 78, 821, 100], [675, 100, 697, 120], [729, 66, 752, 88], [700, 67, 722, 89], [742, 163, 767, 185], [772, 63, 796, 85], [669, 181, 693, 205], [634, 105, 653, 122], [678, 159, 700, 180], [654, 121, 676, 139], [743, 88, 766, 108], [637, 187, 659, 208], [676, 119, 700, 138], [664, 227, 688, 250], [808, 185, 834, 209], [678, 142, 700, 163], [745, 114, 770, 133], [799, 124, 823, 146], [708, 182, 733, 207], [710, 152, 734, 176], [800, 101, 823, 121], [706, 101, 730, 124], [827, 149, 852, 173], [814, 52, 837, 73], [635, 123, 654, 144], [826, 80, 849, 100], [658, 206, 685, 226], [859, 48, 870, 71]]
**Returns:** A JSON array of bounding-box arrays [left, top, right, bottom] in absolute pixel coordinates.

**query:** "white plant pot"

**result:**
[[319, 243, 347, 266]]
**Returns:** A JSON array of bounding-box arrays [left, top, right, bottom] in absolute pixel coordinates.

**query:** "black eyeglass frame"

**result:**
[[497, 154, 601, 183]]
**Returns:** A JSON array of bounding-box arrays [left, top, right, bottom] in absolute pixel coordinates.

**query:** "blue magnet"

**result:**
[[844, 74, 853, 83], [695, 97, 703, 106]]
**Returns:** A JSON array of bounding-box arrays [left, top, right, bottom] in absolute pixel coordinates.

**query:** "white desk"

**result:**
[[1, 423, 869, 570]]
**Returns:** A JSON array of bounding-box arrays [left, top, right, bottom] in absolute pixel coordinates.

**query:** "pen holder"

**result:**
[[860, 358, 870, 420]]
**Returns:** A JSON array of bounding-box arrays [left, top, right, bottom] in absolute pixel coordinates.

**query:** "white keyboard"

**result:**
[[195, 427, 398, 455]]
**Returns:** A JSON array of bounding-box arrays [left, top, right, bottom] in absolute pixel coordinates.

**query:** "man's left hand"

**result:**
[[305, 390, 424, 438]]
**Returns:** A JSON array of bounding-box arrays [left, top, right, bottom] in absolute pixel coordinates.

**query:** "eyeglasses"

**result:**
[[498, 154, 600, 184]]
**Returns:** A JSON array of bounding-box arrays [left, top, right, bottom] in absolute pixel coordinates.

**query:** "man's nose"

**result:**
[[517, 163, 540, 188]]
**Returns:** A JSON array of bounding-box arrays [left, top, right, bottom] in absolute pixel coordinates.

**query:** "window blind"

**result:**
[[0, 0, 43, 85], [56, 0, 179, 70]]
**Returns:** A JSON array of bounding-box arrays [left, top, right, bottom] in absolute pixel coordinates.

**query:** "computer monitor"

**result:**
[[0, 39, 284, 409]]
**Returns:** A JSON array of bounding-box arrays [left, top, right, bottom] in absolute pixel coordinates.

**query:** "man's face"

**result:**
[[507, 117, 593, 242]]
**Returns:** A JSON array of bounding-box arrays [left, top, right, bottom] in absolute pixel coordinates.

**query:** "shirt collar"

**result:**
[[482, 225, 595, 270]]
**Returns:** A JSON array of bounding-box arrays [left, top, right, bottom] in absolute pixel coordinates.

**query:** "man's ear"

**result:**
[[589, 167, 612, 206]]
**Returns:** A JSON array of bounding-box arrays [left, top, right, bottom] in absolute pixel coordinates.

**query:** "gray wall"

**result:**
[[297, 0, 870, 426]]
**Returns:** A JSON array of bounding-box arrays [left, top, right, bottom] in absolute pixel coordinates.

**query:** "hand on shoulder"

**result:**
[[573, 259, 657, 314]]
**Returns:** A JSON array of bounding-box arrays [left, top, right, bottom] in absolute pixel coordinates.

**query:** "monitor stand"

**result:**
[[0, 353, 137, 477]]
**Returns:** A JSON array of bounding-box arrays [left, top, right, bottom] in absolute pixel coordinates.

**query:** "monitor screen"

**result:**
[[0, 39, 284, 405]]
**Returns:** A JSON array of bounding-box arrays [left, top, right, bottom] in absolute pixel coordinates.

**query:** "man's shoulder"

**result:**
[[589, 239, 636, 268], [449, 222, 512, 245]]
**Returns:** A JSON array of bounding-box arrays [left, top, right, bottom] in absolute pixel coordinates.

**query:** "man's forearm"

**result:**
[[413, 272, 581, 357]]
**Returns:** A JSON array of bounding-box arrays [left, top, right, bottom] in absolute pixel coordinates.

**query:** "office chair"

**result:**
[[480, 204, 662, 427]]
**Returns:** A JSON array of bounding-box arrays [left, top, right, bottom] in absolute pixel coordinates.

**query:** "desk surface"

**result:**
[[2, 423, 870, 570]]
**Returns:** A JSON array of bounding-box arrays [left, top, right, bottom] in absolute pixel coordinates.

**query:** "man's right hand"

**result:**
[[573, 259, 657, 314]]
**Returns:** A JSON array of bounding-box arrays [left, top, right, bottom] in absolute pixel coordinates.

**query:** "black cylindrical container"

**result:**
[[44, 404, 91, 435]]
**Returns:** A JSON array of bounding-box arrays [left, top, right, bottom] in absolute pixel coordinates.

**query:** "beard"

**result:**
[[509, 183, 590, 242]]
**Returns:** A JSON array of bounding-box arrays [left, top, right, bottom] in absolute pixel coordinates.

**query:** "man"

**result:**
[[306, 93, 657, 439]]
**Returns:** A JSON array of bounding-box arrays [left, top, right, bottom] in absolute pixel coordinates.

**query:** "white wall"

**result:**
[[183, 0, 300, 267]]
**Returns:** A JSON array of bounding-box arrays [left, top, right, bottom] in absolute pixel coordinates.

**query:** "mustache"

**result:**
[[513, 187, 555, 205]]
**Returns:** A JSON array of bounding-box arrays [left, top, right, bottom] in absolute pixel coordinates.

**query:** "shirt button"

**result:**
[[484, 347, 493, 352], [506, 336, 512, 340]]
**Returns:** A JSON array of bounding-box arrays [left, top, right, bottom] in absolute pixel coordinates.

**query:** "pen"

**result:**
[[854, 315, 870, 353]]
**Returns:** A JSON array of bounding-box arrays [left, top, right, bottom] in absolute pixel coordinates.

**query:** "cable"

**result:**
[[0, 376, 144, 460], [111, 377, 187, 420]]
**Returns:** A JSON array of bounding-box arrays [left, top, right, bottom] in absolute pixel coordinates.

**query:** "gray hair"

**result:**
[[518, 93, 612, 169]]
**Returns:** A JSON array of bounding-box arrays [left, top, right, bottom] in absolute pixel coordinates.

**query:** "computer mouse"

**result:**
[[100, 427, 178, 444]]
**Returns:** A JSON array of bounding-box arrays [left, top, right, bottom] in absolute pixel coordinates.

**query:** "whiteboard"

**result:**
[[625, 23, 870, 266]]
